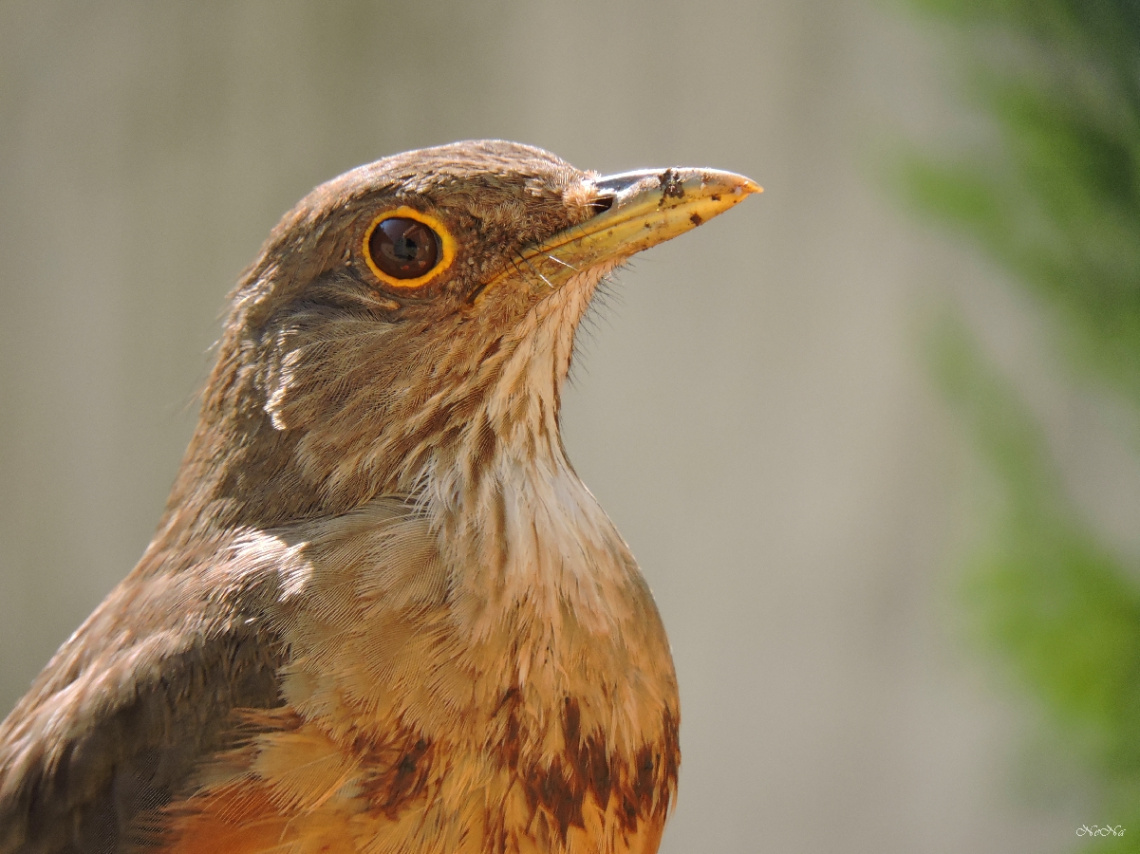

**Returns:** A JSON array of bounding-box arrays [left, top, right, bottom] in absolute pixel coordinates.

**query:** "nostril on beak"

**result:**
[[588, 195, 615, 216]]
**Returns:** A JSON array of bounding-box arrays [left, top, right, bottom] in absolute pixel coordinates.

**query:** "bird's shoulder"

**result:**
[[0, 495, 433, 853], [0, 505, 329, 853]]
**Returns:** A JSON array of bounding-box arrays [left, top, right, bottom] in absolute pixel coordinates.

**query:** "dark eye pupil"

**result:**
[[369, 217, 441, 279]]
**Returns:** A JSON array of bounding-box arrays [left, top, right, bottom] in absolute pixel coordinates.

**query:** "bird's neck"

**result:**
[[431, 443, 633, 642], [419, 272, 637, 637], [156, 266, 609, 556]]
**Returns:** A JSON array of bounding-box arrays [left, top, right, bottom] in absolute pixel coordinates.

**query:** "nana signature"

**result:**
[[1077, 824, 1126, 837]]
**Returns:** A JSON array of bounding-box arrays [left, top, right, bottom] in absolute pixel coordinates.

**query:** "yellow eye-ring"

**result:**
[[362, 207, 456, 289]]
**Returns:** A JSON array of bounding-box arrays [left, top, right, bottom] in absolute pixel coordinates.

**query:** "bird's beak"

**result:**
[[477, 167, 760, 301]]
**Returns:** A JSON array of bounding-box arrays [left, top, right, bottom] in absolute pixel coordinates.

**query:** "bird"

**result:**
[[0, 140, 758, 853]]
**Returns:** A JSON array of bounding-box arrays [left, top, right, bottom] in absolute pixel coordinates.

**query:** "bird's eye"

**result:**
[[363, 207, 455, 289], [370, 218, 438, 278]]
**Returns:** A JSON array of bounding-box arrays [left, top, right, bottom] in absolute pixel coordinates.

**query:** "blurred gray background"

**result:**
[[1, 1, 1119, 851]]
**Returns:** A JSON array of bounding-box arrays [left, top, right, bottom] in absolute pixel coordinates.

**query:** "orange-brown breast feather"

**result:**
[[148, 498, 678, 854]]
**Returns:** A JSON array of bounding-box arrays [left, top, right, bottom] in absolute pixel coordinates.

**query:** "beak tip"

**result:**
[[738, 176, 763, 196]]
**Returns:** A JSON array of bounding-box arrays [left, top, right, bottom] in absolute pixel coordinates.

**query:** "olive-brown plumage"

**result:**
[[0, 141, 757, 853]]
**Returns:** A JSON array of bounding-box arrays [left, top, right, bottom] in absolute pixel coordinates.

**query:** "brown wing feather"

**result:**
[[0, 540, 286, 854]]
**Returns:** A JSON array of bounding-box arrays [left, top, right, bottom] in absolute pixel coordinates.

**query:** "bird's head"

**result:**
[[167, 140, 757, 531]]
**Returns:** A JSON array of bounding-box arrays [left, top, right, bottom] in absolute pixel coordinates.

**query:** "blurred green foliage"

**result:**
[[897, 0, 1140, 848]]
